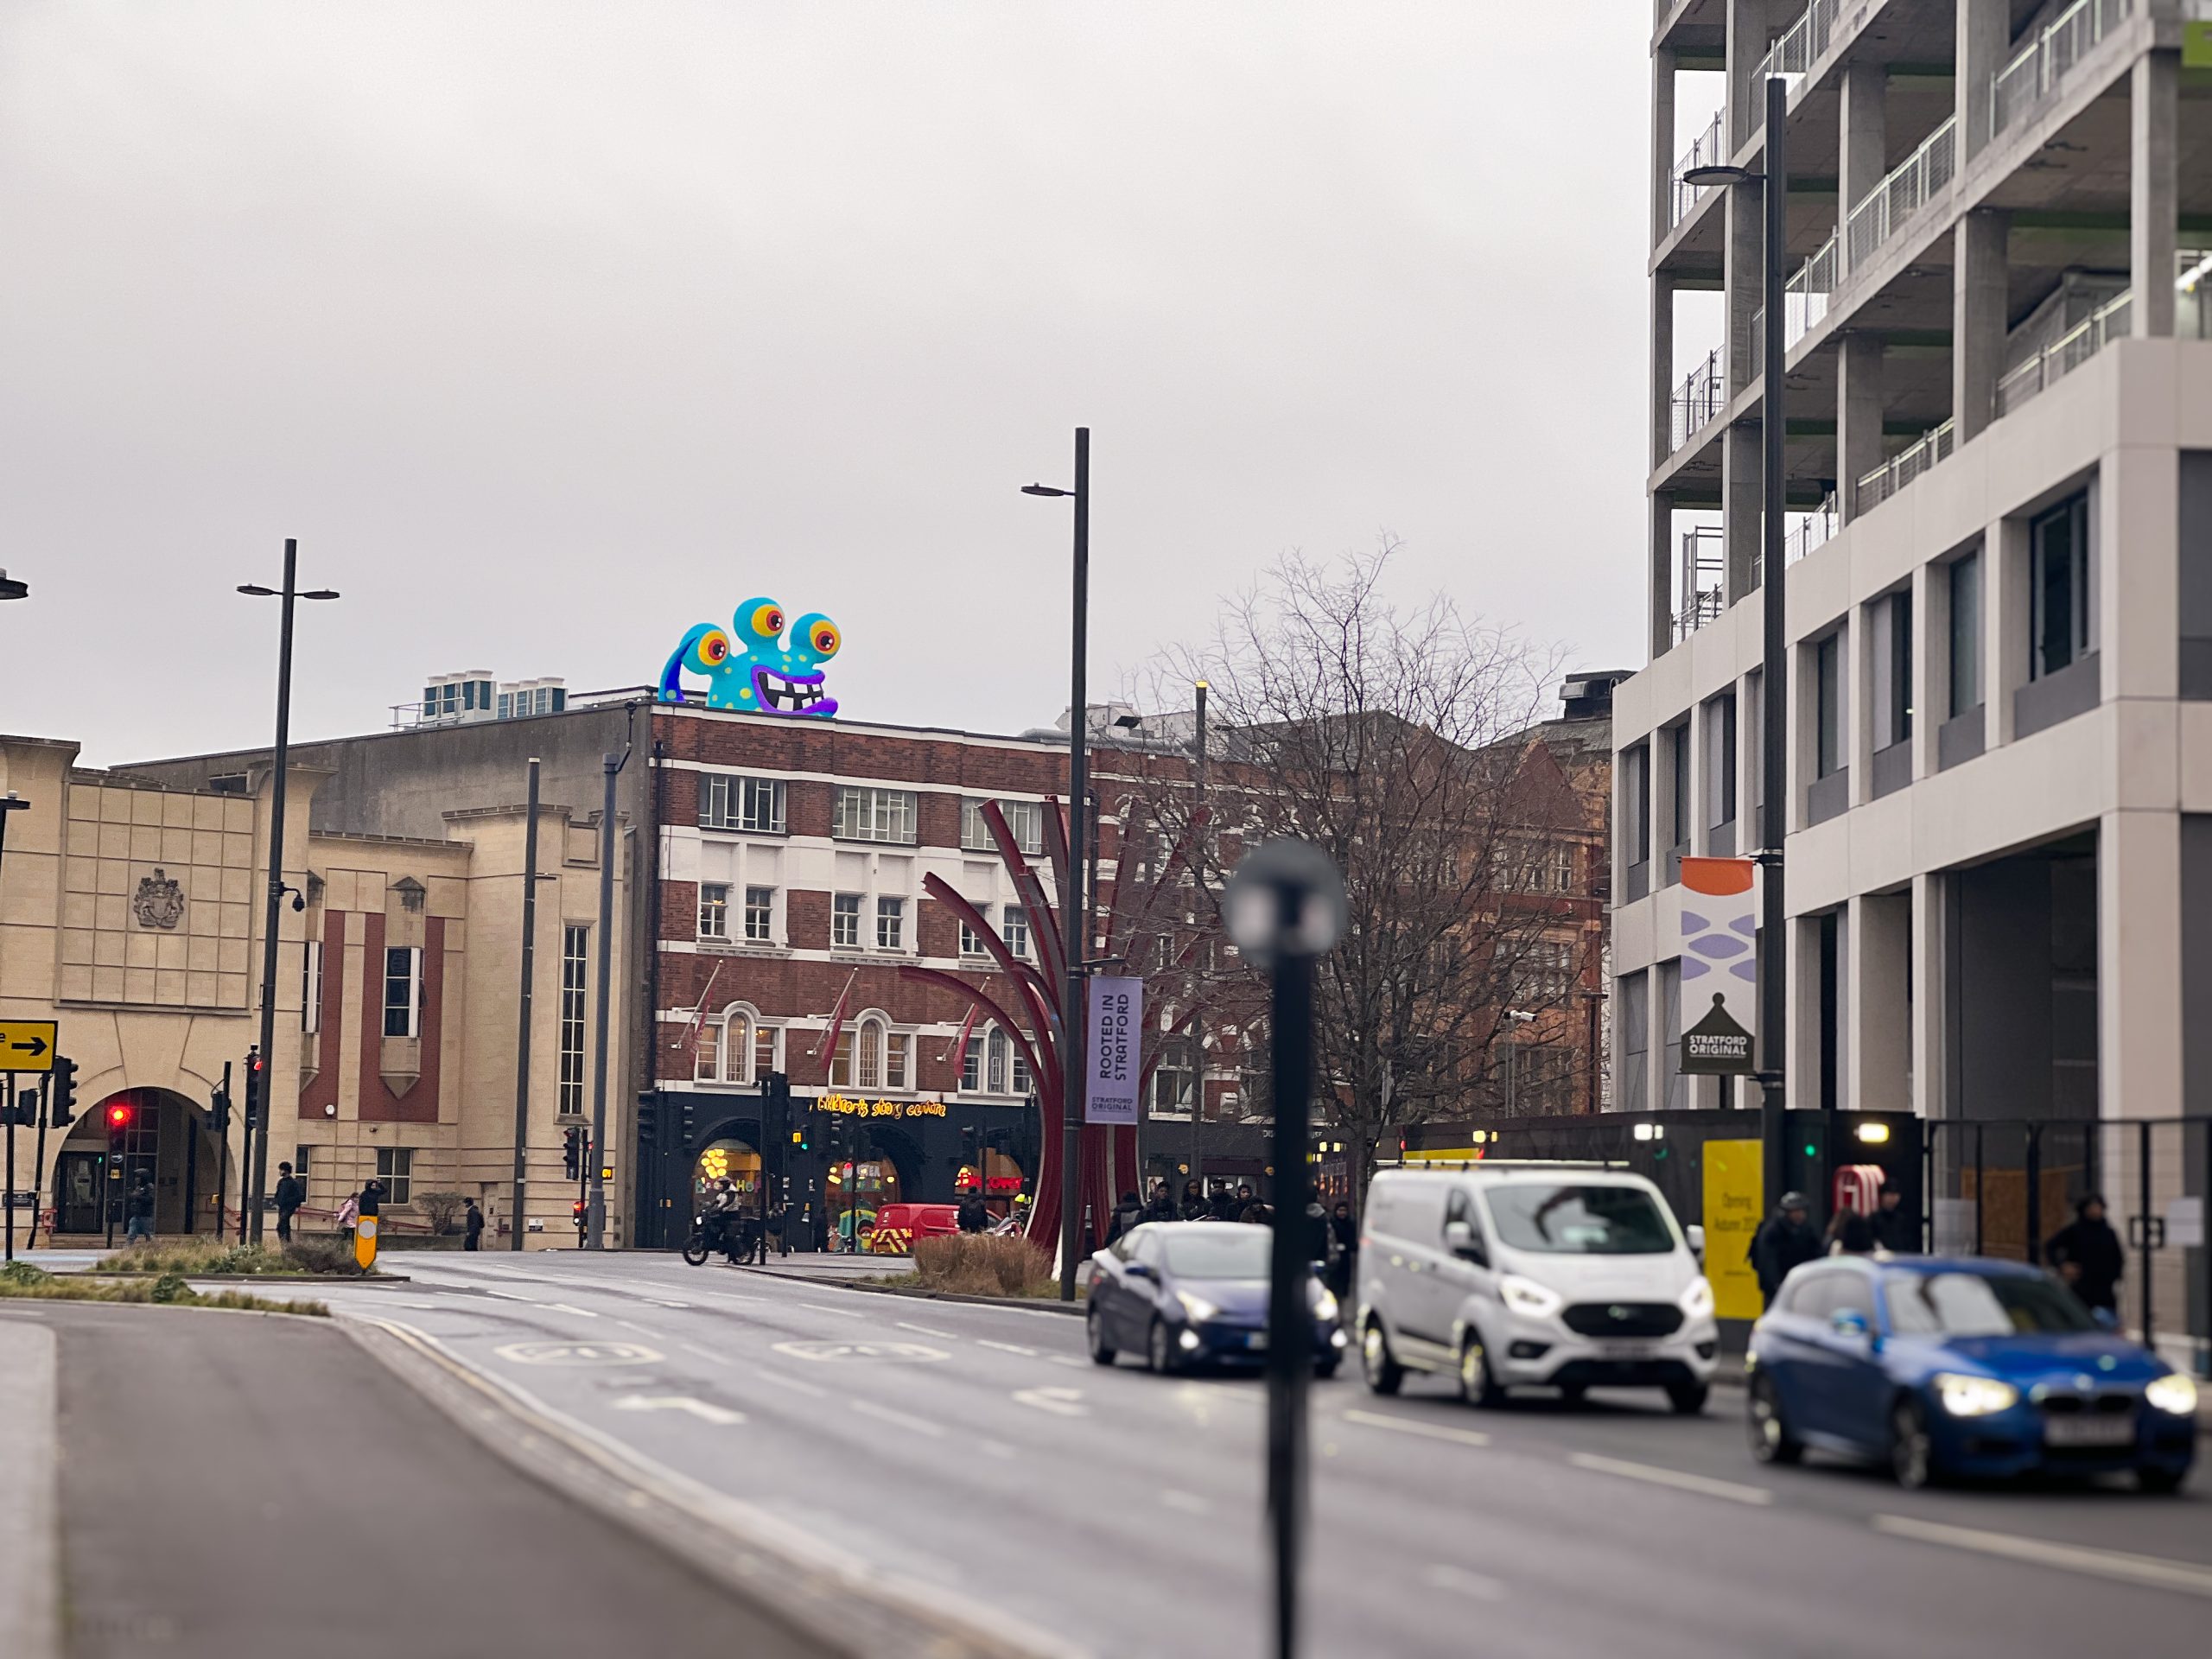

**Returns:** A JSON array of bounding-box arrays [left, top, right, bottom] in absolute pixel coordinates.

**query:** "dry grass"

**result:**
[[0, 1261, 327, 1316], [94, 1237, 372, 1278], [908, 1233, 1059, 1299]]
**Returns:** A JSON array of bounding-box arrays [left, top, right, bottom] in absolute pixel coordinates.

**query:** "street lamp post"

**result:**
[[586, 743, 631, 1249], [1683, 70, 1791, 1212], [1190, 678, 1209, 1198], [238, 541, 340, 1244], [1023, 429, 1090, 1302]]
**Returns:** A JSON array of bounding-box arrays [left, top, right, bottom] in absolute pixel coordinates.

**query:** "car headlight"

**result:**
[[1499, 1274, 1563, 1319], [2145, 1373, 2199, 1417], [1175, 1290, 1218, 1323], [1310, 1286, 1340, 1323], [1932, 1373, 2019, 1417], [1680, 1276, 1714, 1319]]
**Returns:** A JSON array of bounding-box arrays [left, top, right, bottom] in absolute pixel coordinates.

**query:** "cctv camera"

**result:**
[[290, 892, 306, 912]]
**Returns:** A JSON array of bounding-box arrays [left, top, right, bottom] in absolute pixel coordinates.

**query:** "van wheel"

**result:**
[[1459, 1337, 1506, 1408], [1748, 1373, 1802, 1465], [1360, 1321, 1403, 1395], [1086, 1306, 1116, 1367]]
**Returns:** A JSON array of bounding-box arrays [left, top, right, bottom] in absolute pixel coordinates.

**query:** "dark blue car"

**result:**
[[1746, 1255, 2197, 1491], [1086, 1222, 1347, 1376]]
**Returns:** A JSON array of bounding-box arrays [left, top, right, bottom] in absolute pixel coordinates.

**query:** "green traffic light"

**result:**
[[1803, 1142, 1818, 1157]]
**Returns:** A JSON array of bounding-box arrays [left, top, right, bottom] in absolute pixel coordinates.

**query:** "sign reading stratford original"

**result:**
[[1677, 858, 1758, 1076], [1084, 975, 1143, 1125]]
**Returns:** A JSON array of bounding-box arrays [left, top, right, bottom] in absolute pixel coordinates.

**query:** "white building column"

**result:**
[[1847, 892, 1910, 1111], [1911, 560, 1943, 781], [1837, 333, 1885, 525], [1954, 211, 2009, 445], [1837, 61, 1887, 231], [1986, 513, 2030, 748], [1955, 0, 2010, 163], [2100, 810, 2183, 1123], [1726, 0, 1780, 153], [1651, 491, 1676, 662], [2131, 51, 2178, 340], [1653, 46, 1679, 250], [1724, 426, 1763, 602], [2101, 419, 2180, 702], [1910, 871, 1947, 1118]]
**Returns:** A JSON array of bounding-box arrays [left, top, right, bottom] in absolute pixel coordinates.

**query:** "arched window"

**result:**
[[962, 1025, 1032, 1096], [696, 1005, 772, 1086], [831, 1012, 893, 1090]]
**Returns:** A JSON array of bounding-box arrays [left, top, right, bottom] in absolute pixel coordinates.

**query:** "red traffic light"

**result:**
[[106, 1103, 135, 1129]]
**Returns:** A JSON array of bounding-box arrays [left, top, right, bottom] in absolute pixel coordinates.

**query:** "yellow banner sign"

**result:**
[[0, 1020, 58, 1073], [1701, 1138, 1764, 1321], [818, 1095, 946, 1120]]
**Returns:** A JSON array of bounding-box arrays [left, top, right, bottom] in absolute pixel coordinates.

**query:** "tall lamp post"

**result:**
[[238, 541, 339, 1243], [1023, 427, 1090, 1302], [1684, 70, 1791, 1211]]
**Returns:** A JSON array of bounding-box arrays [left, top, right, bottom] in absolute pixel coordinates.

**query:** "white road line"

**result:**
[[978, 1340, 1039, 1357], [645, 1300, 692, 1309], [1049, 1355, 1090, 1370], [1420, 1563, 1506, 1603], [747, 1365, 829, 1400], [799, 1302, 864, 1319], [1340, 1409, 1491, 1448], [1872, 1515, 2212, 1599], [1011, 1386, 1088, 1418], [486, 1289, 543, 1303], [851, 1398, 946, 1439], [545, 1304, 601, 1319], [1160, 1490, 1211, 1516], [1566, 1452, 1773, 1507], [682, 1342, 734, 1364], [896, 1322, 961, 1339]]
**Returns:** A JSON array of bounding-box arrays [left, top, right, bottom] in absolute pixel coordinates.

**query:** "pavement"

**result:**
[[281, 1249, 2212, 1658]]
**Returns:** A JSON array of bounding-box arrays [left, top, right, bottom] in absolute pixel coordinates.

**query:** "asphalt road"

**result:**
[[10, 1300, 827, 1659], [303, 1250, 2212, 1659]]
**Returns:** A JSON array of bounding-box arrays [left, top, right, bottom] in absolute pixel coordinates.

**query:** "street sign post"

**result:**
[[0, 1021, 58, 1073]]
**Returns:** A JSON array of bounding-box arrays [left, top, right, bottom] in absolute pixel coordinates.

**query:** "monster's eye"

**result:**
[[699, 630, 731, 666], [810, 620, 841, 658], [748, 603, 785, 639]]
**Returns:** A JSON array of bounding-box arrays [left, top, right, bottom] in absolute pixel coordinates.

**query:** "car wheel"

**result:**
[[1458, 1337, 1506, 1408], [1668, 1382, 1710, 1416], [1361, 1320, 1404, 1395], [2136, 1465, 2188, 1496], [1747, 1373, 1802, 1465], [1890, 1396, 1937, 1490], [1147, 1318, 1180, 1376], [1086, 1306, 1116, 1367]]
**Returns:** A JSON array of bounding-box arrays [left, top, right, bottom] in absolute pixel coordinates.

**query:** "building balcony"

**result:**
[[1845, 115, 1956, 276], [1994, 289, 2132, 418], [1669, 108, 1726, 230], [1752, 0, 1847, 101], [1853, 418, 1954, 517], [1991, 0, 2133, 143], [1669, 346, 1728, 452]]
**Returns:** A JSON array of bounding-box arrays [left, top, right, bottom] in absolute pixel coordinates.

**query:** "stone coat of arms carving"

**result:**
[[132, 868, 186, 930]]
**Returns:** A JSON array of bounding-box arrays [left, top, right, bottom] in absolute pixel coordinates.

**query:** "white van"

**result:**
[[1357, 1163, 1718, 1413]]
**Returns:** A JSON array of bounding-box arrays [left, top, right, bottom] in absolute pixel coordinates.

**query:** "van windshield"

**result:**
[[1484, 1185, 1675, 1255]]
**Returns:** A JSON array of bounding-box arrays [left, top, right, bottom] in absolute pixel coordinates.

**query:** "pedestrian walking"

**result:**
[[1180, 1179, 1210, 1222], [273, 1160, 306, 1243], [2046, 1194, 2125, 1314], [1825, 1199, 1876, 1255], [1105, 1190, 1144, 1245], [334, 1192, 359, 1250], [1868, 1186, 1916, 1254], [957, 1192, 989, 1234], [1750, 1192, 1820, 1304], [1328, 1199, 1357, 1299], [124, 1173, 156, 1244], [1143, 1181, 1176, 1224], [462, 1197, 485, 1250]]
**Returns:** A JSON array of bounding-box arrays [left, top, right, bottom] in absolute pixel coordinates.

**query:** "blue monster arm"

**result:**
[[658, 623, 730, 704]]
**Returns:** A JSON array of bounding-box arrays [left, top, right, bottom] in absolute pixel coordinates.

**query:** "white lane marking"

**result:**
[[683, 1342, 734, 1364], [979, 1340, 1039, 1357], [896, 1321, 961, 1339], [486, 1289, 544, 1303], [851, 1398, 946, 1439], [1567, 1452, 1773, 1507], [1050, 1355, 1090, 1370], [612, 1395, 746, 1426], [645, 1300, 692, 1309], [1160, 1490, 1211, 1516], [1341, 1408, 1490, 1448], [747, 1365, 829, 1400], [1011, 1386, 1088, 1418], [544, 1304, 601, 1319], [799, 1302, 864, 1319], [1420, 1563, 1506, 1603], [1872, 1515, 2212, 1599]]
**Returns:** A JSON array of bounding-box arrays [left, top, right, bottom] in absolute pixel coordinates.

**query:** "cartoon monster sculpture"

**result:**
[[658, 596, 841, 717]]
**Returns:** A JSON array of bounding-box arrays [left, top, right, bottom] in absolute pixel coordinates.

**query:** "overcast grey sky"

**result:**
[[1, 3, 1653, 766]]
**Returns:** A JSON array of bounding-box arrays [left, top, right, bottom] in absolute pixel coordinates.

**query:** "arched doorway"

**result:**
[[825, 1124, 907, 1246], [54, 1089, 232, 1238], [692, 1137, 764, 1205]]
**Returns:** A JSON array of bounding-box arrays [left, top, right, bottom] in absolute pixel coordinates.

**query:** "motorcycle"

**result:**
[[681, 1214, 715, 1267]]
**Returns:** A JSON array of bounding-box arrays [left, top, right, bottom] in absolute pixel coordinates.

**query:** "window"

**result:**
[[1619, 972, 1649, 1110], [695, 1012, 723, 1083], [965, 1026, 1030, 1095], [558, 925, 588, 1114], [702, 774, 786, 834], [1148, 1040, 1196, 1116], [1624, 746, 1650, 868], [302, 939, 323, 1034], [961, 798, 1044, 855], [1707, 695, 1737, 828], [875, 895, 905, 950], [1483, 1184, 1673, 1255], [291, 1145, 312, 1190], [1885, 591, 1912, 746], [959, 907, 991, 957], [885, 1031, 911, 1091], [697, 883, 730, 939], [2031, 492, 2093, 678], [374, 1147, 414, 1205], [1493, 837, 1573, 894], [1512, 939, 1575, 1006], [834, 785, 918, 844], [1002, 905, 1031, 959], [1949, 551, 1983, 715], [831, 1018, 889, 1090], [382, 946, 422, 1038], [1668, 722, 1690, 851], [831, 893, 862, 949], [856, 1018, 884, 1089], [743, 886, 775, 943], [1814, 632, 1844, 777]]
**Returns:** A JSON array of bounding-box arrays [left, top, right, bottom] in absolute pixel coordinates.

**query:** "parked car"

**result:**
[[866, 1203, 962, 1255], [1357, 1163, 1718, 1413], [1086, 1222, 1346, 1376], [1747, 1254, 2196, 1491]]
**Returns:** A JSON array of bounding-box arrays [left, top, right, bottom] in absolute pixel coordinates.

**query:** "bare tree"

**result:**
[[1141, 541, 1589, 1197]]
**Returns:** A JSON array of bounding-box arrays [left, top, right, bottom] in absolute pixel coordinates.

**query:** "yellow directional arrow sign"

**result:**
[[0, 1021, 57, 1073]]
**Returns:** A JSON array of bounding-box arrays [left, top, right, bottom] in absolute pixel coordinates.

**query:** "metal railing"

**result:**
[[1669, 108, 1727, 228], [1786, 493, 1839, 565], [1846, 115, 1955, 273], [1752, 0, 1844, 100], [1669, 347, 1728, 452], [1992, 0, 2131, 140], [1750, 230, 1842, 364], [1853, 418, 1955, 517], [2178, 248, 2212, 340], [1673, 525, 1726, 643], [1994, 289, 2133, 417]]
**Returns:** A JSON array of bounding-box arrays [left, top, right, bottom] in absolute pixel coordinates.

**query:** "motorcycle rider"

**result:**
[[704, 1177, 742, 1263]]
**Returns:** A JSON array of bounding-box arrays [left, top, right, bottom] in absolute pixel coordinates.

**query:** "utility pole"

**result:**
[[1191, 678, 1209, 1198], [509, 759, 542, 1250], [587, 745, 628, 1248], [1758, 73, 1792, 1212]]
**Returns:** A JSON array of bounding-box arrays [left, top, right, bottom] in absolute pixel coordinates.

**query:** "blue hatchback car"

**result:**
[[1086, 1222, 1348, 1376], [1747, 1255, 2197, 1491]]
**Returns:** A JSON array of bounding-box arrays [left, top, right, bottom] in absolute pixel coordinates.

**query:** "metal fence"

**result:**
[[1845, 115, 1955, 274], [1994, 289, 2133, 417], [1673, 526, 1726, 643], [1853, 418, 1955, 516], [1669, 347, 1728, 452], [1670, 108, 1726, 229], [1753, 0, 1845, 97], [1992, 0, 2132, 141]]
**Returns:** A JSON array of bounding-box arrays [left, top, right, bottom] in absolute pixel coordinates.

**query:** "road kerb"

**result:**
[[0, 1319, 58, 1659]]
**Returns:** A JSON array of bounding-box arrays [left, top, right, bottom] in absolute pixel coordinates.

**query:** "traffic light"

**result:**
[[3, 1090, 31, 1128], [571, 1198, 588, 1234], [563, 1127, 584, 1180], [105, 1099, 136, 1148], [637, 1093, 660, 1148], [679, 1096, 696, 1149], [48, 1056, 77, 1128], [244, 1047, 264, 1130], [207, 1080, 232, 1136]]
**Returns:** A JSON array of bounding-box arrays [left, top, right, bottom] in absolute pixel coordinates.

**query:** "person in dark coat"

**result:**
[[1304, 1201, 1332, 1267], [124, 1173, 156, 1244], [1239, 1199, 1274, 1226], [1328, 1200, 1358, 1298], [1142, 1182, 1177, 1225], [780, 1198, 801, 1255], [1868, 1187, 1916, 1254], [1105, 1191, 1144, 1245], [956, 1192, 989, 1235], [462, 1198, 485, 1250], [273, 1161, 306, 1243], [1825, 1200, 1876, 1255], [1214, 1183, 1252, 1223], [1750, 1192, 1820, 1303], [1180, 1180, 1210, 1222], [2046, 1194, 2125, 1313]]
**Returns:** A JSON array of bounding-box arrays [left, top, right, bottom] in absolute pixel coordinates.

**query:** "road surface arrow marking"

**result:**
[[611, 1395, 745, 1425], [1011, 1385, 1087, 1418]]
